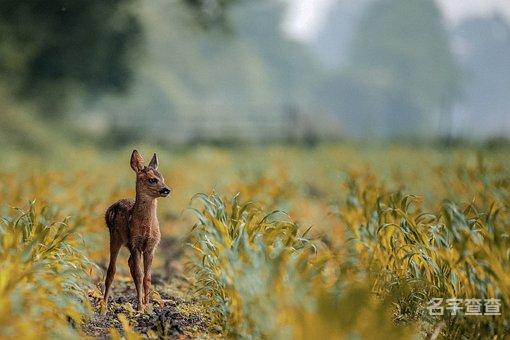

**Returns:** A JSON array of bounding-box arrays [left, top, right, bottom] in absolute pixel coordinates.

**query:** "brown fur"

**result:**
[[103, 150, 171, 311]]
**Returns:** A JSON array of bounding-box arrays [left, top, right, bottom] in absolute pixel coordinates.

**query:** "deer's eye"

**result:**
[[148, 178, 158, 184]]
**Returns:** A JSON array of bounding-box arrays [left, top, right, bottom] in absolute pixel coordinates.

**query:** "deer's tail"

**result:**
[[105, 204, 117, 229]]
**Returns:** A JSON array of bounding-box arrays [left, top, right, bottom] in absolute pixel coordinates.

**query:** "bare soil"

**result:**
[[83, 237, 216, 338]]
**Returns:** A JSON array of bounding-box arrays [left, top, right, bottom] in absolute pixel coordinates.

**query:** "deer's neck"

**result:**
[[132, 193, 158, 223]]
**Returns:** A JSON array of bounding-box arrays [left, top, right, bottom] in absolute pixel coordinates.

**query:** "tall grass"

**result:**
[[187, 193, 414, 338], [339, 158, 509, 338], [188, 157, 509, 338], [0, 145, 507, 338], [187, 193, 314, 336], [0, 201, 95, 338]]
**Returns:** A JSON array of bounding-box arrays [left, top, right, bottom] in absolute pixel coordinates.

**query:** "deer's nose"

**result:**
[[159, 188, 171, 196]]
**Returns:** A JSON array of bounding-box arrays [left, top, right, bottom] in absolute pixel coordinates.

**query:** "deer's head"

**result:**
[[130, 150, 171, 199]]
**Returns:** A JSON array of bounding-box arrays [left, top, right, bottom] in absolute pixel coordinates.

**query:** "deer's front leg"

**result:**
[[128, 249, 144, 311], [143, 250, 155, 304]]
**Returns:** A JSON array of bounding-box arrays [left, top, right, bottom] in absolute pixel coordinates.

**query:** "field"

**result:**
[[0, 144, 508, 339]]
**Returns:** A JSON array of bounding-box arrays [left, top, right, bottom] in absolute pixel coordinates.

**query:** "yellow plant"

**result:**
[[188, 193, 413, 339], [0, 201, 96, 338], [0, 145, 507, 338], [339, 162, 509, 338]]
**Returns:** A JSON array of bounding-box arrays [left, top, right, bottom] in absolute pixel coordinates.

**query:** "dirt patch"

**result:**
[[83, 236, 217, 338], [83, 277, 214, 338]]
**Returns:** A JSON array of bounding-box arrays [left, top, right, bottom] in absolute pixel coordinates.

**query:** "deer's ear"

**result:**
[[130, 150, 145, 172], [148, 153, 158, 170]]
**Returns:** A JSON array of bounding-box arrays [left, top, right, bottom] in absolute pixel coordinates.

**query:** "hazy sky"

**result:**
[[284, 0, 510, 41]]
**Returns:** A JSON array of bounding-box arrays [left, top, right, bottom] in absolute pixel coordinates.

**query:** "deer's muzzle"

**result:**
[[159, 188, 171, 196]]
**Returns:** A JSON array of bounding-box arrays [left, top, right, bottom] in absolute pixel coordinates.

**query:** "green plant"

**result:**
[[187, 193, 412, 339], [340, 172, 509, 338], [0, 201, 95, 338]]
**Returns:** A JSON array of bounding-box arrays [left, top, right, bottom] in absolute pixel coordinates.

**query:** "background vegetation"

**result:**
[[0, 0, 508, 338], [1, 0, 509, 145], [0, 145, 508, 338]]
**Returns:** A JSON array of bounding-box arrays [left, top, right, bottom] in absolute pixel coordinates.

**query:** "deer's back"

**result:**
[[105, 198, 134, 246]]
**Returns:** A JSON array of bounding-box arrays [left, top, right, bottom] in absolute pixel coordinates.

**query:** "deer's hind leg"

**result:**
[[103, 238, 122, 306]]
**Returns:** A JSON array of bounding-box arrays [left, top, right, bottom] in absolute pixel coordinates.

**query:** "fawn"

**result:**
[[103, 150, 171, 311]]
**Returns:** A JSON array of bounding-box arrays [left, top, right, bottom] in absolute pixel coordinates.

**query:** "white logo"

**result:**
[[427, 298, 501, 316]]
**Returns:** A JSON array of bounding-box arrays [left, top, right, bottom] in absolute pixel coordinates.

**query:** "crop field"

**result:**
[[0, 144, 508, 339]]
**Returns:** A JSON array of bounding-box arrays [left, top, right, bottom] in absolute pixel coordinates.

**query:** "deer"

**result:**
[[103, 150, 171, 311]]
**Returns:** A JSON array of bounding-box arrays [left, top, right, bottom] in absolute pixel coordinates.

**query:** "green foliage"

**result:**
[[188, 193, 414, 338], [0, 0, 142, 116], [0, 144, 508, 338], [339, 159, 510, 338], [98, 0, 323, 146], [188, 193, 312, 336], [0, 201, 95, 338], [188, 154, 509, 338], [0, 93, 72, 153]]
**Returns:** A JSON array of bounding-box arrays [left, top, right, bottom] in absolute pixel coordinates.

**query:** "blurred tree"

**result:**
[[183, 0, 240, 29], [342, 0, 461, 137], [311, 0, 372, 69], [0, 0, 245, 119], [98, 0, 324, 145], [453, 15, 510, 138], [0, 0, 142, 117], [233, 1, 319, 103]]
